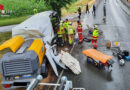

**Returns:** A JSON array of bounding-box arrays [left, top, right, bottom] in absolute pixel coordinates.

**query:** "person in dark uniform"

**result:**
[[78, 7, 81, 20], [86, 4, 89, 14], [50, 13, 58, 34], [93, 4, 96, 16]]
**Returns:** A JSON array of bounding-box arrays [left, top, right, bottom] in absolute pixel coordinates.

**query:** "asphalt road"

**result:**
[[61, 0, 130, 90]]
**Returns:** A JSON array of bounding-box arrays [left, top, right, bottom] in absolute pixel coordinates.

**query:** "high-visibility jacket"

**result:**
[[92, 29, 99, 39], [57, 26, 64, 35], [77, 25, 82, 33], [68, 25, 74, 35], [64, 22, 69, 29]]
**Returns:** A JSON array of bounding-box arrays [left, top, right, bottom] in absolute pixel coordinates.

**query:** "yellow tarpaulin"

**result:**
[[0, 36, 25, 53], [82, 49, 112, 63]]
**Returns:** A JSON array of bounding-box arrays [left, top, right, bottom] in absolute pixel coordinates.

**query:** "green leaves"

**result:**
[[0, 0, 49, 16], [44, 0, 75, 18]]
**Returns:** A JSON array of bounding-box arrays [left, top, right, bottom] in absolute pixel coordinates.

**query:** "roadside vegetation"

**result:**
[[0, 0, 77, 26], [0, 31, 11, 90], [0, 0, 50, 17], [62, 0, 95, 16], [0, 0, 51, 26], [0, 31, 12, 60], [0, 16, 29, 26], [0, 0, 95, 26]]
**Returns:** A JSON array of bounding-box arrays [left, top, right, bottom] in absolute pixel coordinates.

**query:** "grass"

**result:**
[[0, 16, 29, 26], [0, 31, 12, 58], [62, 0, 96, 16], [0, 0, 49, 16], [0, 0, 95, 26], [0, 0, 51, 26], [0, 31, 12, 90]]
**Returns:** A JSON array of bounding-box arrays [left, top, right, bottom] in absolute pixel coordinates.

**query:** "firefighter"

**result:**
[[60, 20, 66, 44], [93, 5, 96, 16], [67, 22, 75, 45], [86, 4, 89, 14], [92, 25, 99, 49], [77, 20, 82, 27], [77, 21, 83, 43], [64, 19, 69, 44], [50, 14, 58, 34], [64, 19, 69, 29], [57, 23, 64, 46]]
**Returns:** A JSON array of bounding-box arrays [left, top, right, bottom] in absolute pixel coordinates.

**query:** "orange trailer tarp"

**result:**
[[82, 49, 112, 63]]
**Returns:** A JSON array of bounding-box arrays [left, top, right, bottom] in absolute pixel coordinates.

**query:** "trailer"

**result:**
[[0, 11, 67, 89]]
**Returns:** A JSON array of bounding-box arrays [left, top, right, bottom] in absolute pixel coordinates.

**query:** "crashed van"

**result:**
[[0, 11, 66, 89]]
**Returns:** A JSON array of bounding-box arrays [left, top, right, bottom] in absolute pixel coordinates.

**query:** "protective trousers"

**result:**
[[92, 39, 97, 48], [78, 32, 83, 43], [68, 34, 74, 45], [58, 34, 63, 46]]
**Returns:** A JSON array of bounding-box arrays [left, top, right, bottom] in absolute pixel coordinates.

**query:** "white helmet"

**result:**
[[59, 23, 63, 26], [60, 20, 63, 23], [94, 25, 98, 29]]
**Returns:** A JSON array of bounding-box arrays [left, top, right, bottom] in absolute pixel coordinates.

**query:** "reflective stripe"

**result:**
[[92, 36, 98, 39], [93, 29, 99, 37], [68, 26, 74, 34], [57, 26, 64, 34], [64, 22, 69, 29], [58, 34, 63, 37]]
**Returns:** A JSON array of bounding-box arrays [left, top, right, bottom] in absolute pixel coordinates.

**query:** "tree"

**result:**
[[44, 0, 73, 18]]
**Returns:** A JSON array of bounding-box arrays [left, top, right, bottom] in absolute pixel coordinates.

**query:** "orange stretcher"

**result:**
[[82, 49, 112, 63], [82, 49, 114, 70]]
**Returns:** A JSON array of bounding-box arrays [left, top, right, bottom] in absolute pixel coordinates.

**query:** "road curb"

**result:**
[[116, 0, 130, 15]]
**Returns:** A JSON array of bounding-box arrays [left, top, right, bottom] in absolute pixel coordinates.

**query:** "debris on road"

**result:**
[[111, 44, 130, 66], [61, 50, 81, 75], [106, 40, 111, 49]]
